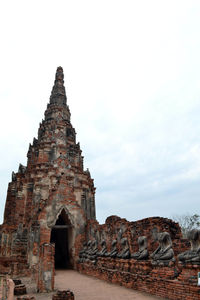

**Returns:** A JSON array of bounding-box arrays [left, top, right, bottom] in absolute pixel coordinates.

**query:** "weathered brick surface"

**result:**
[[16, 296, 36, 300], [52, 290, 74, 300], [76, 216, 200, 300], [14, 284, 27, 296], [86, 215, 186, 255], [0, 67, 96, 291], [77, 260, 200, 300], [37, 243, 55, 292]]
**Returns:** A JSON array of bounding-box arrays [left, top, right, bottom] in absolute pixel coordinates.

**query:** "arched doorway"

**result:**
[[50, 209, 72, 269]]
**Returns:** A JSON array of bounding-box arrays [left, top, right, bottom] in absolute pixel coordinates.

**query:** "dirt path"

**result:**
[[16, 270, 167, 300]]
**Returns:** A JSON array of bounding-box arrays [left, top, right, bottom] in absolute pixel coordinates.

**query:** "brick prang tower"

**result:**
[[1, 67, 96, 271]]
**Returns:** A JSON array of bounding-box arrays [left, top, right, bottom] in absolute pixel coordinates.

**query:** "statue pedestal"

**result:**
[[151, 263, 176, 280], [177, 263, 200, 285], [129, 259, 152, 275]]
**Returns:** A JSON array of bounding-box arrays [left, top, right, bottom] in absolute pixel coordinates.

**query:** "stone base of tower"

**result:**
[[0, 220, 86, 293], [0, 257, 30, 276]]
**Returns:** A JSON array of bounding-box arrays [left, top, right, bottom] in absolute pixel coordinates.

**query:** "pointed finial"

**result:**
[[50, 67, 67, 106], [55, 66, 64, 81]]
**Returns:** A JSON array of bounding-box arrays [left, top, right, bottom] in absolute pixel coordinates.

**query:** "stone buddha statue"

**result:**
[[83, 240, 92, 261], [89, 240, 99, 261], [105, 240, 118, 258], [97, 240, 107, 257], [117, 237, 130, 259], [131, 236, 149, 260], [178, 229, 200, 264], [151, 232, 175, 265], [78, 241, 87, 262]]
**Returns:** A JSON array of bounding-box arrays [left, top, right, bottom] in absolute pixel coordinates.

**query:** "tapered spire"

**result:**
[[50, 66, 67, 106]]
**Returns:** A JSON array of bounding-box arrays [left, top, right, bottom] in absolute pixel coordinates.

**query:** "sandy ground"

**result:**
[[15, 270, 167, 300]]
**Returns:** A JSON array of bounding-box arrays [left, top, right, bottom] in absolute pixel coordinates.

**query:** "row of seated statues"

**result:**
[[78, 229, 200, 265]]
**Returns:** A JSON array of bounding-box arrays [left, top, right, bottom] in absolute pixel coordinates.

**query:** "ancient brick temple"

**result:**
[[1, 67, 200, 300], [0, 67, 95, 283]]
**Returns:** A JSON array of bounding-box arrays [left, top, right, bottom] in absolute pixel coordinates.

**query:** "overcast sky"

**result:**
[[0, 1, 200, 224]]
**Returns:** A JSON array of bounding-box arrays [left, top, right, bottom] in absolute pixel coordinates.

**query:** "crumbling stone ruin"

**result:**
[[17, 296, 36, 300], [0, 67, 95, 291], [78, 217, 200, 299], [14, 279, 27, 296], [0, 67, 200, 300], [178, 229, 200, 263], [52, 290, 74, 300]]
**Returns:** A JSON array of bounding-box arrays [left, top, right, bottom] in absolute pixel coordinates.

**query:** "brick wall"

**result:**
[[37, 243, 55, 292], [76, 216, 200, 300]]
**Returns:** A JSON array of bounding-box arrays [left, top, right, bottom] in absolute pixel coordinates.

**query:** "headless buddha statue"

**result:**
[[131, 236, 149, 260], [83, 240, 92, 261], [151, 232, 175, 265], [89, 240, 99, 261], [117, 237, 130, 259], [178, 229, 200, 264], [97, 240, 107, 257], [105, 240, 118, 258], [78, 241, 87, 262]]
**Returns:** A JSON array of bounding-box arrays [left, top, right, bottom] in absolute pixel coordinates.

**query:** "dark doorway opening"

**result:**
[[50, 209, 72, 269]]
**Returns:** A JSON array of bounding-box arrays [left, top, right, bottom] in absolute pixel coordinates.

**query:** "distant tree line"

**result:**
[[172, 214, 200, 238]]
